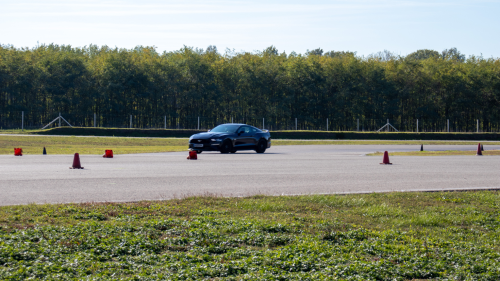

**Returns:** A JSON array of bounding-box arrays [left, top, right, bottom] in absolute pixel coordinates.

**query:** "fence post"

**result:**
[[326, 118, 328, 131], [357, 119, 359, 132], [21, 111, 24, 131], [94, 113, 96, 127], [477, 119, 479, 133], [387, 119, 389, 132], [130, 115, 132, 128], [295, 118, 297, 130], [164, 116, 166, 129], [198, 117, 200, 130], [447, 119, 449, 132], [417, 119, 419, 133], [231, 117, 233, 123], [59, 113, 61, 127], [263, 118, 265, 129]]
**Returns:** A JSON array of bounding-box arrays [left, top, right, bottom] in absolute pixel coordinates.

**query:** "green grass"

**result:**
[[2, 191, 500, 280], [0, 135, 189, 155], [368, 150, 500, 156], [275, 139, 500, 145], [3, 126, 500, 140], [1, 135, 499, 155]]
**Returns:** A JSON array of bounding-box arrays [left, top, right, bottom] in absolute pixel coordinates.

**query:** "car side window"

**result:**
[[250, 127, 258, 133], [239, 126, 251, 134]]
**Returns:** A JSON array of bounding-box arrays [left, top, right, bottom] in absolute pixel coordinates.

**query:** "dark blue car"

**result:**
[[189, 124, 271, 154]]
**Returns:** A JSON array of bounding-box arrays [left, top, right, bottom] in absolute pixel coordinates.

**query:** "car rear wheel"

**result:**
[[220, 140, 232, 154], [255, 139, 267, 153], [230, 150, 237, 153]]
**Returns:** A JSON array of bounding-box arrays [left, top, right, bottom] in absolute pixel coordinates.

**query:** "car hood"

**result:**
[[190, 132, 231, 139]]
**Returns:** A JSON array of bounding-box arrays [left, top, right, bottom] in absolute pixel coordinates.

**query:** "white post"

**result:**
[[477, 119, 479, 133], [21, 111, 24, 131], [357, 119, 359, 131], [94, 113, 96, 127], [263, 118, 265, 129], [447, 119, 449, 132], [59, 112, 61, 127], [231, 117, 233, 123], [198, 116, 200, 130], [164, 116, 166, 129], [417, 119, 419, 133], [130, 115, 132, 128], [387, 119, 389, 132], [326, 118, 328, 131], [295, 118, 297, 130]]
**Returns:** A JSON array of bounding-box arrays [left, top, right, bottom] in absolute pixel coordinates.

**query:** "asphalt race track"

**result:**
[[1, 145, 499, 205]]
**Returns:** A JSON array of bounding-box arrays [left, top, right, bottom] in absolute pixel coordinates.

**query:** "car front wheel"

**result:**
[[255, 139, 267, 153], [220, 140, 233, 154]]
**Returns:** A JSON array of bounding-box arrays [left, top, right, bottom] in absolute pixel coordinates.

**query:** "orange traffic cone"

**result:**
[[380, 151, 392, 165], [70, 153, 84, 169], [14, 148, 23, 156], [103, 150, 113, 158], [476, 143, 482, 156], [187, 150, 197, 160]]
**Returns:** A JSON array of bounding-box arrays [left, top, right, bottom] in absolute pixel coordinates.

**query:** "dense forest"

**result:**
[[0, 44, 499, 131]]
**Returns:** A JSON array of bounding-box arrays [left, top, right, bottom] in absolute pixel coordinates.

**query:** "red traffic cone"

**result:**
[[187, 150, 197, 160], [103, 150, 113, 158], [14, 148, 23, 156], [70, 153, 84, 169], [476, 143, 482, 156], [380, 151, 392, 165]]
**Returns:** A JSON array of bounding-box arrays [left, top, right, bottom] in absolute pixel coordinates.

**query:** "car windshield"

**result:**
[[210, 124, 240, 133]]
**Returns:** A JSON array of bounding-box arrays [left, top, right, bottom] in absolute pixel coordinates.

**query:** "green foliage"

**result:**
[[1, 44, 499, 131], [406, 49, 440, 61], [1, 192, 500, 279]]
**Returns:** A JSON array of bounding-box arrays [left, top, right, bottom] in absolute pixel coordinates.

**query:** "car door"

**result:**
[[247, 126, 259, 147], [233, 126, 247, 147], [234, 126, 253, 148]]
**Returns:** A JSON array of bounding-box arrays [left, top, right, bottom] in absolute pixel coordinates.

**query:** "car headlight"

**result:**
[[211, 139, 222, 142]]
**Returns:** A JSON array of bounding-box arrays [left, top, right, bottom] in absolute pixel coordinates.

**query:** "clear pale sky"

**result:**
[[1, 0, 499, 57]]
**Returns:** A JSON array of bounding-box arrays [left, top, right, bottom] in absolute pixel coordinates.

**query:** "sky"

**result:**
[[1, 0, 499, 57]]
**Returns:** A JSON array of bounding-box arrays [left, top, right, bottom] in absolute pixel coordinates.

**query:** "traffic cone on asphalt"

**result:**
[[476, 143, 482, 156], [420, 144, 423, 152], [103, 150, 113, 158], [43, 147, 47, 155], [187, 150, 197, 160], [70, 153, 84, 169], [14, 148, 22, 156], [380, 151, 392, 165]]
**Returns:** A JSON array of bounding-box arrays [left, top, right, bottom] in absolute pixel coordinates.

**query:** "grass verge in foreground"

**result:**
[[1, 135, 499, 155], [368, 150, 500, 156], [1, 191, 500, 280]]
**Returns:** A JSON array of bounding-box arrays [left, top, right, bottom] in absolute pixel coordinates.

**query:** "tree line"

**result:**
[[0, 44, 499, 131]]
